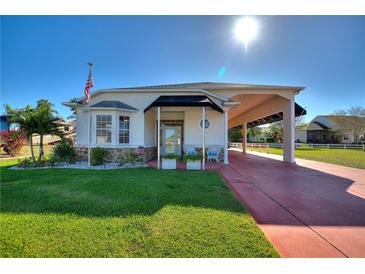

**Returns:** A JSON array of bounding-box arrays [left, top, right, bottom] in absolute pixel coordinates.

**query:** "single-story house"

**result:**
[[63, 82, 306, 167], [306, 115, 365, 144]]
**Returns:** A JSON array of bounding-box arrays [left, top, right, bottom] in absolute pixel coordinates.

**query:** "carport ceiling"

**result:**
[[228, 94, 276, 120]]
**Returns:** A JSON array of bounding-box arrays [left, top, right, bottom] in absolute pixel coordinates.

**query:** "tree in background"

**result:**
[[332, 109, 348, 116], [67, 97, 79, 119], [5, 100, 62, 162], [5, 105, 38, 162], [331, 106, 365, 143], [33, 100, 62, 160], [228, 126, 263, 143], [268, 121, 283, 143], [247, 126, 263, 142], [347, 106, 365, 117], [228, 128, 242, 142], [332, 106, 365, 117]]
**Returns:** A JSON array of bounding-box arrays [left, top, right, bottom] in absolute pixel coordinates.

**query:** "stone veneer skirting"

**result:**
[[75, 146, 157, 162]]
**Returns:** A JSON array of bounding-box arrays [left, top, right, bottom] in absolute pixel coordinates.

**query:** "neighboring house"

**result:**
[[247, 127, 271, 142], [32, 119, 76, 145], [307, 115, 365, 144], [295, 124, 308, 143], [0, 115, 19, 130], [0, 115, 9, 131], [63, 82, 306, 165]]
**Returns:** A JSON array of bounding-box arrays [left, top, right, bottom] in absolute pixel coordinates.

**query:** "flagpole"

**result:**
[[88, 98, 91, 167], [87, 63, 93, 167]]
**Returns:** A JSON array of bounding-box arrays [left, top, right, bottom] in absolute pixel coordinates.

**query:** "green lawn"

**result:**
[[248, 146, 365, 169], [0, 162, 278, 258]]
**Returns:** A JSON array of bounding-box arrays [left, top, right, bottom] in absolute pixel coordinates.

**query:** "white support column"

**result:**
[[157, 107, 161, 169], [241, 122, 247, 153], [224, 109, 229, 164], [202, 106, 206, 170], [283, 96, 295, 163]]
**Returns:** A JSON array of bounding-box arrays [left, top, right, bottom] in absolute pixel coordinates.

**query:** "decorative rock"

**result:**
[[75, 146, 157, 162], [9, 161, 149, 170]]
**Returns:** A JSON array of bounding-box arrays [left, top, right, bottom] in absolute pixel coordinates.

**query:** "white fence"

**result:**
[[229, 142, 365, 150]]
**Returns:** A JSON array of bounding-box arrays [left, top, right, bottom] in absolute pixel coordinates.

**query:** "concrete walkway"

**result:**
[[218, 150, 365, 258]]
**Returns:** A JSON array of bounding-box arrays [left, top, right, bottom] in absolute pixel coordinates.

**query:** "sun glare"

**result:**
[[234, 17, 258, 48]]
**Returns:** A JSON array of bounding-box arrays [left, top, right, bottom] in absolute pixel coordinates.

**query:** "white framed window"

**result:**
[[119, 115, 130, 144], [96, 115, 112, 144]]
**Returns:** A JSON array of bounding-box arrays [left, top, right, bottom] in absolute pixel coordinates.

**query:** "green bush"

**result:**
[[162, 154, 179, 160], [91, 147, 108, 166], [17, 157, 33, 168], [118, 151, 141, 164], [17, 157, 49, 168], [183, 154, 203, 162], [53, 139, 76, 163]]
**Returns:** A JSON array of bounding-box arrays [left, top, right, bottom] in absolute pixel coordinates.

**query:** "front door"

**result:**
[[161, 126, 182, 156]]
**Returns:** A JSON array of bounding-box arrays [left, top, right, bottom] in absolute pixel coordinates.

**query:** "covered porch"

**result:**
[[146, 90, 306, 170], [144, 95, 230, 170], [228, 92, 306, 164]]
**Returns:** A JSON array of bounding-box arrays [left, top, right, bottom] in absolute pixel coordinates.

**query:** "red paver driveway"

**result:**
[[219, 150, 365, 258]]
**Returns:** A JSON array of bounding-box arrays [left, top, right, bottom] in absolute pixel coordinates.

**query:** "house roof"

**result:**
[[114, 82, 305, 92], [308, 115, 365, 131], [307, 121, 330, 131], [318, 115, 365, 123], [91, 101, 138, 111], [62, 82, 305, 107], [144, 95, 223, 113]]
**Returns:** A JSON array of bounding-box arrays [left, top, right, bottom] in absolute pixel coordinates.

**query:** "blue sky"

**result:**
[[1, 16, 364, 121]]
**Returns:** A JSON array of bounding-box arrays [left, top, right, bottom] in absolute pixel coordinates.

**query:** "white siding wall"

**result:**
[[75, 92, 225, 148], [295, 130, 307, 143], [184, 108, 224, 146], [76, 108, 88, 145], [76, 108, 144, 148], [144, 110, 155, 147]]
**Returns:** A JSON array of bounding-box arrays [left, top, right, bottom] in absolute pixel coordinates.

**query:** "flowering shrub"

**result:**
[[0, 129, 26, 156]]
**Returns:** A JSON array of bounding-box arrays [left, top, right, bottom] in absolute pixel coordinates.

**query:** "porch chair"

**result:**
[[207, 146, 220, 163], [184, 145, 197, 156]]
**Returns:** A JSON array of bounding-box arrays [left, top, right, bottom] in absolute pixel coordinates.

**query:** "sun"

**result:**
[[234, 17, 258, 48]]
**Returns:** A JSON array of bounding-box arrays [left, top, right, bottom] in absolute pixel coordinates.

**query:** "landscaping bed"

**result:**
[[0, 163, 278, 258]]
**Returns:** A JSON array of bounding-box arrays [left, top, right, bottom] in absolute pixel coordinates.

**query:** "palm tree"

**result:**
[[67, 97, 80, 119], [5, 104, 37, 162], [33, 99, 62, 161], [5, 100, 62, 162]]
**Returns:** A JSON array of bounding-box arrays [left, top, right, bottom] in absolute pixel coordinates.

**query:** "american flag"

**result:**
[[84, 63, 94, 105]]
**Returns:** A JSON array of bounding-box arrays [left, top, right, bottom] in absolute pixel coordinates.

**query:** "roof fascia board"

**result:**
[[90, 88, 230, 103], [206, 86, 305, 92], [81, 107, 138, 113]]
